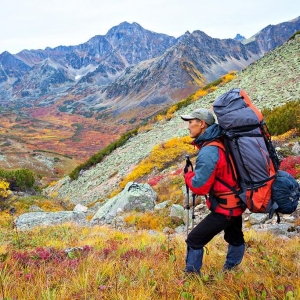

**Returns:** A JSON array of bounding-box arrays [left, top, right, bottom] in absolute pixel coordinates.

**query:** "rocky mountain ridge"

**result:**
[[1, 17, 299, 122], [44, 34, 300, 205]]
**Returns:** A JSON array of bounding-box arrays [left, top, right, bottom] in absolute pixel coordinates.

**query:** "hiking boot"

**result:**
[[223, 243, 245, 270], [184, 246, 204, 274]]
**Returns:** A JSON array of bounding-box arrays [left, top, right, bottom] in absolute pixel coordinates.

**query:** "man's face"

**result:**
[[188, 119, 207, 138]]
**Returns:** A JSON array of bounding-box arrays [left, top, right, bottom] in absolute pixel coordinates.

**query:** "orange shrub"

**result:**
[[124, 212, 164, 230]]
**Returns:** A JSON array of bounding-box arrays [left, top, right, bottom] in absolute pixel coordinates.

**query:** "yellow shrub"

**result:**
[[108, 188, 122, 198], [272, 129, 297, 142], [120, 136, 193, 188], [222, 71, 237, 83], [165, 105, 178, 120], [194, 89, 208, 98], [155, 114, 165, 122], [40, 200, 63, 211], [51, 192, 58, 198], [0, 179, 11, 199]]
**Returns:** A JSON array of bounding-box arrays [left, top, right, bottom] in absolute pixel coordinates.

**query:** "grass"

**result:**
[[0, 223, 298, 299]]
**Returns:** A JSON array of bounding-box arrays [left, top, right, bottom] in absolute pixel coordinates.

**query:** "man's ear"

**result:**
[[199, 120, 206, 128]]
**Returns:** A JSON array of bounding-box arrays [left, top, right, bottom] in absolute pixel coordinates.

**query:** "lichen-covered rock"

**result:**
[[90, 182, 157, 225], [249, 213, 269, 225], [14, 211, 89, 230]]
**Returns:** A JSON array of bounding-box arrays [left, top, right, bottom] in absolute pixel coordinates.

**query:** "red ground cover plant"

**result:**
[[148, 175, 165, 186], [279, 156, 300, 179], [148, 168, 183, 187]]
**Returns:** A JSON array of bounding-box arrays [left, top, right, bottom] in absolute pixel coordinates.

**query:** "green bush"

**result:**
[[262, 100, 300, 136], [0, 168, 35, 191]]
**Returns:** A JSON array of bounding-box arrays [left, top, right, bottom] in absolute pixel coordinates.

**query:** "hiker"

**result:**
[[181, 108, 246, 275]]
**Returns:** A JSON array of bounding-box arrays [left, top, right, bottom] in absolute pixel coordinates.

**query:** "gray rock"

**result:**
[[154, 200, 171, 210], [249, 213, 269, 225], [14, 211, 89, 230], [90, 182, 157, 225], [174, 225, 186, 235], [170, 204, 184, 220], [292, 142, 300, 155], [73, 204, 88, 213], [251, 223, 296, 237], [29, 205, 44, 212]]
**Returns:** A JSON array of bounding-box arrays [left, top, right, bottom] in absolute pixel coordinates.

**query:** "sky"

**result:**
[[1, 0, 300, 54]]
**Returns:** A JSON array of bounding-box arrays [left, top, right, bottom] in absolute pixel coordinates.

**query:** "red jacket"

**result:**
[[184, 128, 245, 216]]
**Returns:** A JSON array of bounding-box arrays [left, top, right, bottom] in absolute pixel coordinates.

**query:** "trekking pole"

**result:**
[[185, 182, 190, 238], [185, 155, 193, 237], [191, 193, 196, 229]]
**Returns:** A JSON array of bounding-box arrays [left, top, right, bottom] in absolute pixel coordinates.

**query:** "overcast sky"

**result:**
[[1, 0, 299, 54]]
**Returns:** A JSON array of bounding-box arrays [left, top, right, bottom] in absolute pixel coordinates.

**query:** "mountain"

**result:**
[[44, 33, 300, 204], [90, 29, 262, 116], [5, 22, 177, 101], [1, 17, 299, 120], [242, 16, 300, 52]]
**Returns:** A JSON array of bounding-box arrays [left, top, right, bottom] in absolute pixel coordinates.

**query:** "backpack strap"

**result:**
[[203, 139, 238, 184], [202, 139, 243, 211]]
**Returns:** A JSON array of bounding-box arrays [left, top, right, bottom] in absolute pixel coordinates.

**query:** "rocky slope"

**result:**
[[44, 34, 300, 205]]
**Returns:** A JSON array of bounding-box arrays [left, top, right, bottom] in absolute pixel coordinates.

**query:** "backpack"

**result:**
[[212, 88, 299, 222]]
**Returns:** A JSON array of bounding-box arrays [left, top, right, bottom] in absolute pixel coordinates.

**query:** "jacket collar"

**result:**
[[193, 123, 222, 147]]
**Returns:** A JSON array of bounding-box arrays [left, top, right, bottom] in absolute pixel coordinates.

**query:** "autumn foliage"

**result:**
[[120, 136, 194, 188], [280, 156, 300, 179], [0, 225, 298, 299], [0, 179, 11, 199]]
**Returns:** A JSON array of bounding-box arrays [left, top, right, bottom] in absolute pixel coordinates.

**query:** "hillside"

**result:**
[[44, 34, 300, 204]]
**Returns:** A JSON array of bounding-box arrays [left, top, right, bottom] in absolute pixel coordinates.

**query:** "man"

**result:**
[[181, 108, 245, 274]]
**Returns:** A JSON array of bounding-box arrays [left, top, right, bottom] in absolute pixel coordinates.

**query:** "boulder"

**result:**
[[249, 213, 269, 225], [292, 142, 300, 155], [90, 182, 157, 225], [14, 211, 89, 230]]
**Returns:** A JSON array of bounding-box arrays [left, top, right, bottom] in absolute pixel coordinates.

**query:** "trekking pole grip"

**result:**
[[185, 155, 193, 173]]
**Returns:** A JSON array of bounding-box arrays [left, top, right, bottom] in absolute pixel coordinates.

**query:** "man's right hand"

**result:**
[[184, 165, 193, 174]]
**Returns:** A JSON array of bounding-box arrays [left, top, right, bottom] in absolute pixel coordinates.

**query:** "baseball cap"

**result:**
[[180, 108, 215, 125]]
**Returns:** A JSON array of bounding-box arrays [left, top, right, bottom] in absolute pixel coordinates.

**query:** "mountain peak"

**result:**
[[0, 50, 13, 57], [106, 21, 144, 35], [234, 34, 246, 42]]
